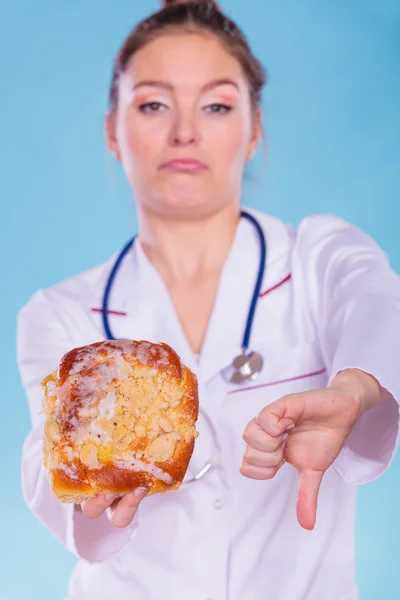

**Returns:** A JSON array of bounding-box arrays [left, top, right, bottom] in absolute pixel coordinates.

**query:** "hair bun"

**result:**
[[162, 0, 220, 9]]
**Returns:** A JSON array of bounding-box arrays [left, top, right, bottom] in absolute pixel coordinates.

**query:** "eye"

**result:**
[[204, 103, 232, 114], [138, 102, 166, 113]]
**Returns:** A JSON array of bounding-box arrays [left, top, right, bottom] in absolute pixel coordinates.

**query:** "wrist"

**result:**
[[329, 368, 384, 419]]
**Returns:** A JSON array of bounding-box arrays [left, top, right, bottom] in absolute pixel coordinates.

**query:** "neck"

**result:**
[[137, 204, 240, 285]]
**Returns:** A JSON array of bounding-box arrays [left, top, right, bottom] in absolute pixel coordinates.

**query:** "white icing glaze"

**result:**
[[46, 380, 56, 396], [97, 389, 117, 421], [113, 456, 174, 484], [74, 420, 112, 444], [53, 340, 177, 448], [50, 460, 81, 481], [78, 406, 98, 419], [54, 347, 132, 438], [64, 446, 75, 461], [133, 341, 170, 368], [87, 421, 112, 443], [69, 350, 98, 376]]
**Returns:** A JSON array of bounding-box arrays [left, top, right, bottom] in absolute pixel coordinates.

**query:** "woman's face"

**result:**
[[106, 32, 261, 220]]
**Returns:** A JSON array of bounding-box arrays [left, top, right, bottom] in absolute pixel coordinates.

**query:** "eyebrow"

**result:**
[[132, 78, 240, 93]]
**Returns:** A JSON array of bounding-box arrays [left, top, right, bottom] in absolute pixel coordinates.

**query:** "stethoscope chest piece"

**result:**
[[223, 350, 263, 384]]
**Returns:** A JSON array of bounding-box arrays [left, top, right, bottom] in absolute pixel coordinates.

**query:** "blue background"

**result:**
[[1, 1, 399, 598]]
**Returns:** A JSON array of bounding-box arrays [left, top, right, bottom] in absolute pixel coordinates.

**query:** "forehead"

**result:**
[[123, 32, 247, 91]]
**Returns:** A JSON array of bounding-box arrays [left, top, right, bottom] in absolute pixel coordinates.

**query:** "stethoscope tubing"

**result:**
[[102, 210, 267, 358]]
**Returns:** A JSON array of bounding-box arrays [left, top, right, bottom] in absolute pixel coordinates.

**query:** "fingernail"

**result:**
[[105, 493, 117, 502], [286, 423, 295, 431], [134, 487, 148, 498], [282, 433, 289, 442]]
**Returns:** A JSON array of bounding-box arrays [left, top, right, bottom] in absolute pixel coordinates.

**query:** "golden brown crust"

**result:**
[[42, 340, 199, 503]]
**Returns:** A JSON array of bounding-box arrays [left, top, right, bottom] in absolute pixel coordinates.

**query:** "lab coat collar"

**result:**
[[114, 207, 294, 384]]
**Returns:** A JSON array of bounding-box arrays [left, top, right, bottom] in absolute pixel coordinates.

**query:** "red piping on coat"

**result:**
[[91, 308, 127, 317], [259, 274, 291, 298], [228, 368, 327, 395], [90, 273, 291, 317]]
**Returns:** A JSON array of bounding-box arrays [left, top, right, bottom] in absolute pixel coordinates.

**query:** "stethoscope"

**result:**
[[102, 209, 267, 385], [101, 209, 267, 484]]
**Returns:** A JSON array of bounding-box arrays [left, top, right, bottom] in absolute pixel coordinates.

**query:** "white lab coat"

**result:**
[[17, 208, 400, 600]]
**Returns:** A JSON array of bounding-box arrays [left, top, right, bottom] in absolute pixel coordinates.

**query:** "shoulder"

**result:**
[[294, 214, 389, 266], [18, 255, 116, 321], [297, 214, 361, 246], [242, 208, 388, 271]]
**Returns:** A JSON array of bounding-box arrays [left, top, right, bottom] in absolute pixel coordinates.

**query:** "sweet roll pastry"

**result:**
[[41, 340, 199, 503]]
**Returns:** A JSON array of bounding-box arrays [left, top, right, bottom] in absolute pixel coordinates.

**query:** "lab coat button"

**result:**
[[213, 498, 223, 509]]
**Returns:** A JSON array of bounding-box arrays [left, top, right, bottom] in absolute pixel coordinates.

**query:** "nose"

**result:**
[[169, 109, 199, 147]]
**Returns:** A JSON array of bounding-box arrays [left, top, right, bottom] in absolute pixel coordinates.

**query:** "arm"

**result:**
[[241, 217, 400, 530], [297, 215, 400, 484], [18, 289, 140, 562]]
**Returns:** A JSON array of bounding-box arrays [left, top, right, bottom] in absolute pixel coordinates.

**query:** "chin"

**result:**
[[150, 186, 223, 220], [156, 199, 215, 221]]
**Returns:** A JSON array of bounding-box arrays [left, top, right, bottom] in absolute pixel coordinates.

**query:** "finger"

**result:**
[[243, 419, 287, 452], [296, 470, 324, 531], [108, 487, 148, 528], [256, 408, 294, 438], [243, 444, 284, 468], [240, 459, 285, 480], [81, 492, 119, 519]]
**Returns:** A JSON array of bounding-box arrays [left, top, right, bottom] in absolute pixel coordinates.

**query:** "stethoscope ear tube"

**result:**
[[221, 211, 267, 384], [239, 211, 267, 351], [102, 237, 135, 340]]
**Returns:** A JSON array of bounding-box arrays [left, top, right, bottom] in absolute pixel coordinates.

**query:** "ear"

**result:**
[[246, 107, 264, 161], [105, 110, 121, 161]]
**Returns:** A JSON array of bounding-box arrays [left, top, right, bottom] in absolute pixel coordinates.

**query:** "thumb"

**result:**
[[296, 469, 324, 531]]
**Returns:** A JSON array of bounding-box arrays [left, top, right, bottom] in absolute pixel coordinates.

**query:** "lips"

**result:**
[[160, 159, 208, 173]]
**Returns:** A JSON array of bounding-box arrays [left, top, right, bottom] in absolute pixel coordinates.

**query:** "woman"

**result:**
[[18, 1, 399, 599]]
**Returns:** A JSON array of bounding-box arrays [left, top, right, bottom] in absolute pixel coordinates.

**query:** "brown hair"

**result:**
[[108, 0, 267, 113]]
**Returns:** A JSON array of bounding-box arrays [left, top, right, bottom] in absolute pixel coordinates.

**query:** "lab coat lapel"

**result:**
[[199, 208, 295, 384], [198, 216, 259, 384], [108, 208, 294, 384]]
